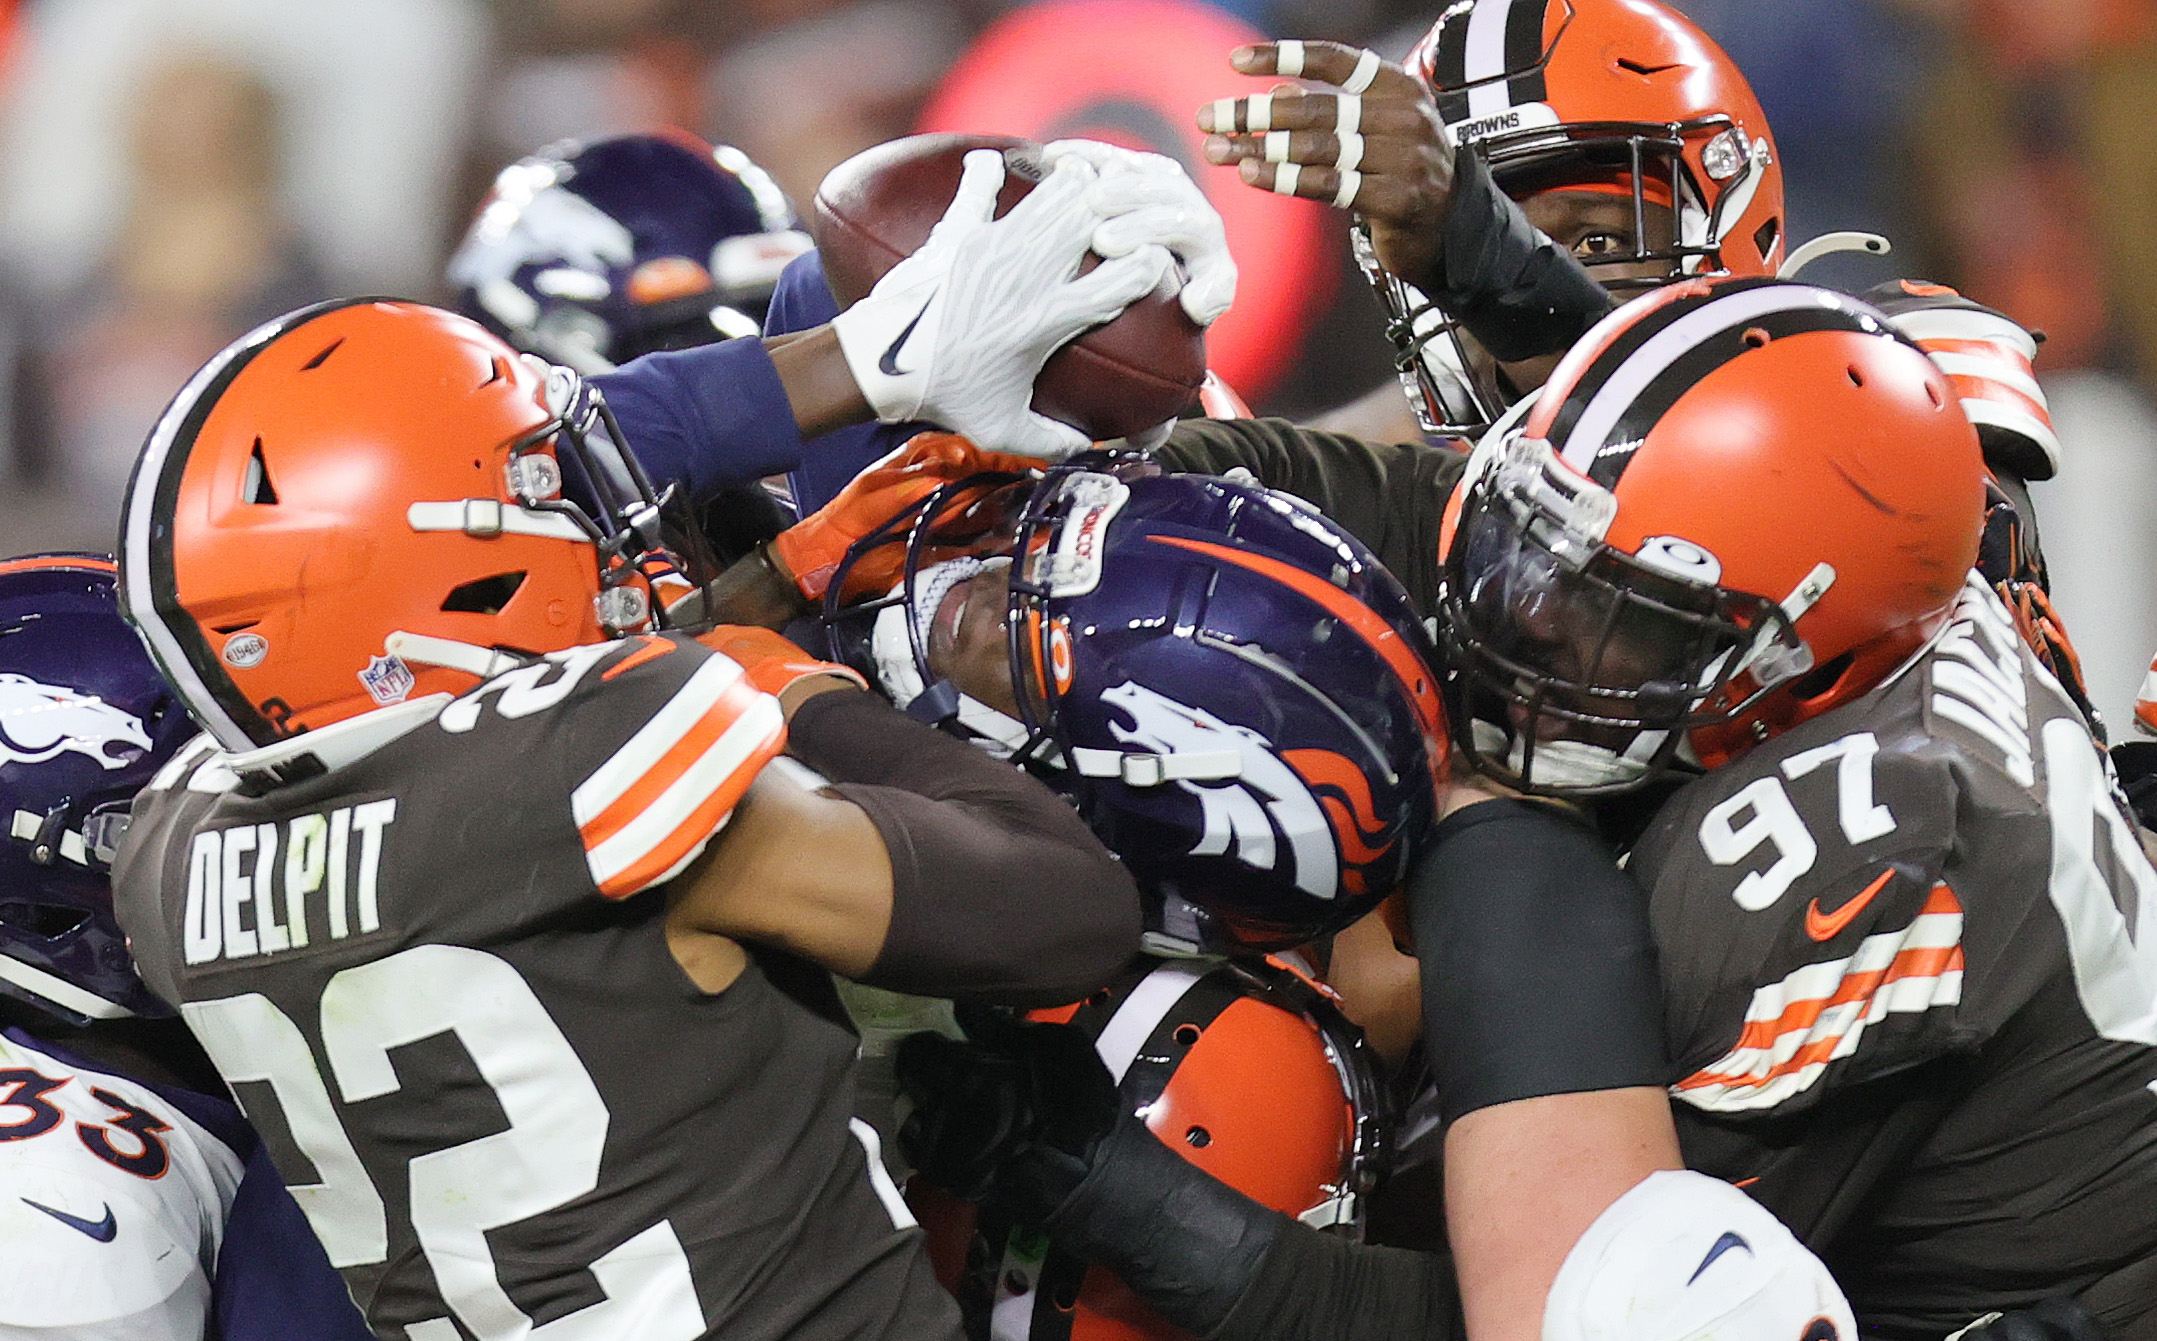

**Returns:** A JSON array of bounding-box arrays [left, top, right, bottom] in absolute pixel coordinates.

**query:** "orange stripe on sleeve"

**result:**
[[579, 674, 769, 852]]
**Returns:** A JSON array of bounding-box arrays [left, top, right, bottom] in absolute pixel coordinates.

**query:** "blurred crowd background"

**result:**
[[0, 0, 2151, 724]]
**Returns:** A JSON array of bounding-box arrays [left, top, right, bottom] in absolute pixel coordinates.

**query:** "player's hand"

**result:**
[[895, 1012, 1121, 1223], [831, 149, 1177, 460], [1044, 139, 1237, 328], [1197, 40, 1456, 290], [768, 432, 1038, 604], [695, 625, 866, 714]]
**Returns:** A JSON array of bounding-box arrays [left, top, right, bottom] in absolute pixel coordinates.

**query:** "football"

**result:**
[[811, 132, 1208, 443]]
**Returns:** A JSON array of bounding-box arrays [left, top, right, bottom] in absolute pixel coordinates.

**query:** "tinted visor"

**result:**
[[1440, 446, 1802, 792]]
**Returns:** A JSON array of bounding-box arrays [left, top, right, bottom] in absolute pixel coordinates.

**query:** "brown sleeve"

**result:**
[[782, 689, 1143, 1005], [1155, 418, 1466, 616]]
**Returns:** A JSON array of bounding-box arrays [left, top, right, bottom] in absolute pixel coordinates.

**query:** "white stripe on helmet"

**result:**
[[1558, 285, 1837, 474]]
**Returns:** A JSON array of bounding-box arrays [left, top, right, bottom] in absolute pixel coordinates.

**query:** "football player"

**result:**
[[105, 296, 1163, 1340], [707, 433, 1447, 960], [904, 278, 2155, 1341], [0, 555, 368, 1341], [1198, 3, 2069, 599]]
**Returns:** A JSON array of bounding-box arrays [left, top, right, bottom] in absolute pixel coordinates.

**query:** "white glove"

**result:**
[[832, 148, 1176, 460], [1045, 138, 1238, 328]]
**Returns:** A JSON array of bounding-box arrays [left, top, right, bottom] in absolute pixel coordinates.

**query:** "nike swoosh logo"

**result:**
[[22, 1197, 116, 1242], [1805, 868, 1895, 942], [877, 295, 936, 378], [1687, 1230, 1751, 1284]]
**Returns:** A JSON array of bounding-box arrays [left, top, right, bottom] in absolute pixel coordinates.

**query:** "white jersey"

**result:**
[[0, 1030, 243, 1341]]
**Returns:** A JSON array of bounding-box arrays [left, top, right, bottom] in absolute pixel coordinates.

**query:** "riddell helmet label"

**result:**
[[358, 654, 416, 707], [221, 632, 268, 669]]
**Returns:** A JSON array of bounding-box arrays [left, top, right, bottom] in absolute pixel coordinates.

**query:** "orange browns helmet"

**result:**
[[941, 957, 1387, 1340], [120, 299, 690, 752], [1436, 276, 1985, 795], [1409, 0, 1786, 283]]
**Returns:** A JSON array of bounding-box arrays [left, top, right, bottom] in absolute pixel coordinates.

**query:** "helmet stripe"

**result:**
[[1552, 284, 1884, 485], [0, 555, 116, 577], [1424, 7, 1473, 119], [1147, 535, 1447, 755], [1464, 0, 1550, 120], [120, 299, 376, 751], [1501, 0, 1552, 108]]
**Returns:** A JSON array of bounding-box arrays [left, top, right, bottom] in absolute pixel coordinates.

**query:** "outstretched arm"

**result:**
[[667, 637, 1142, 1004]]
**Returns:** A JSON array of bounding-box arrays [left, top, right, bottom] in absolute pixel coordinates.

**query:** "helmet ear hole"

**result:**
[[440, 572, 528, 615], [0, 902, 92, 940], [1754, 216, 1780, 263], [245, 440, 279, 505], [1788, 651, 1855, 704], [1847, 366, 1865, 388]]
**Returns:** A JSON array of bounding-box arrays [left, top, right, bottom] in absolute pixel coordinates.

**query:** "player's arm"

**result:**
[[1156, 417, 1466, 613], [1198, 40, 1614, 378], [599, 145, 1237, 504], [663, 633, 1142, 1004]]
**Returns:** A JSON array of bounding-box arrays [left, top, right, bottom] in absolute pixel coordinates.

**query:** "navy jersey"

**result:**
[[1632, 576, 2157, 1338], [112, 634, 960, 1341], [0, 1027, 369, 1340]]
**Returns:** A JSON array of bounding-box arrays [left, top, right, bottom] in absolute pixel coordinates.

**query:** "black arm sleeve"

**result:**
[[1419, 150, 1616, 364], [781, 690, 1143, 1005], [1412, 800, 1670, 1123], [1156, 418, 1466, 615], [1046, 1113, 1460, 1341]]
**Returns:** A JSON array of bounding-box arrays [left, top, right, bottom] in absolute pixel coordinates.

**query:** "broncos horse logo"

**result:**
[[1103, 682, 1394, 901], [0, 674, 151, 770]]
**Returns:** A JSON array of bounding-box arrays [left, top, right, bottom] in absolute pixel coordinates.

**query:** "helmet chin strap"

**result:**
[[385, 631, 527, 680], [1474, 718, 1662, 790]]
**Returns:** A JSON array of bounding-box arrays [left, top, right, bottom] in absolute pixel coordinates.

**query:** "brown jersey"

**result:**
[[112, 634, 960, 1341], [1170, 419, 2157, 1333], [1631, 576, 2157, 1338]]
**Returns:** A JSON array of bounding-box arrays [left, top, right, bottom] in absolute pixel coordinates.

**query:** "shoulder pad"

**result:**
[[0, 1165, 202, 1325]]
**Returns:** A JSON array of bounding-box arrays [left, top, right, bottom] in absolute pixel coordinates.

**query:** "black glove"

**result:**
[[894, 1012, 1121, 1223], [1951, 1298, 2107, 1341]]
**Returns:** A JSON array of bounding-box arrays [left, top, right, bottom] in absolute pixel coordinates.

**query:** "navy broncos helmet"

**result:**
[[450, 129, 811, 374], [0, 556, 197, 1025], [824, 456, 1449, 954]]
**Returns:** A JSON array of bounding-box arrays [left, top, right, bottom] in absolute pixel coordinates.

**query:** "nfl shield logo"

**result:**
[[358, 654, 416, 706]]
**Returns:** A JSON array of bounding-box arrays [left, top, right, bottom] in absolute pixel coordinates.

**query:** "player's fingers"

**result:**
[[1207, 128, 1419, 176], [1198, 91, 1419, 137], [1000, 154, 1105, 251], [1229, 40, 1421, 99], [1238, 156, 1416, 214], [1178, 253, 1237, 328], [1064, 244, 1176, 324], [947, 149, 1009, 227]]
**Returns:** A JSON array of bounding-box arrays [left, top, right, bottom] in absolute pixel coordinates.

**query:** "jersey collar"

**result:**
[[212, 694, 452, 792]]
